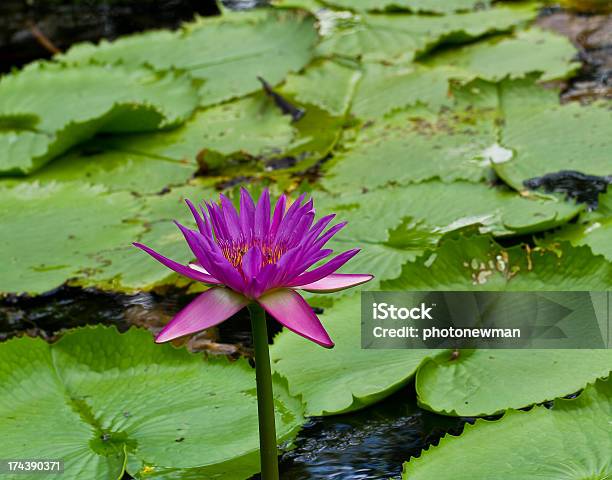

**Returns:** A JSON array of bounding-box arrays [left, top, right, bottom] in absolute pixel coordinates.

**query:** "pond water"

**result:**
[[0, 288, 470, 479]]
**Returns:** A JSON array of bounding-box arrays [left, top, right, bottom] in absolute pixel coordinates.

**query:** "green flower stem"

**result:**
[[248, 302, 279, 480]]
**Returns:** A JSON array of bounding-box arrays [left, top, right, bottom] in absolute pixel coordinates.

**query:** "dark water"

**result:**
[[0, 288, 469, 479], [275, 387, 468, 480]]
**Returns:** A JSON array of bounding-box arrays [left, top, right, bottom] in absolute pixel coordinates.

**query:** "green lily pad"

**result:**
[[0, 63, 199, 175], [326, 80, 500, 188], [422, 28, 579, 82], [60, 9, 318, 107], [416, 349, 612, 416], [26, 146, 197, 194], [271, 295, 433, 416], [403, 378, 612, 479], [350, 64, 460, 120], [0, 181, 144, 295], [276, 103, 348, 174], [75, 182, 219, 292], [281, 59, 361, 116], [323, 0, 491, 14], [317, 5, 536, 64], [0, 326, 303, 480], [493, 78, 612, 191], [382, 233, 612, 292], [271, 0, 323, 10], [313, 180, 582, 291], [543, 192, 612, 262], [99, 94, 296, 172]]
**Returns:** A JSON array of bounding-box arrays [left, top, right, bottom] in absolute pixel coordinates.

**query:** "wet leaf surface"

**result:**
[[403, 378, 612, 479], [271, 295, 434, 416], [60, 9, 318, 107], [0, 326, 304, 480]]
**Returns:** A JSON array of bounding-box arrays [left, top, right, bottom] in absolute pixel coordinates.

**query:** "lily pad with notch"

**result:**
[[0, 326, 304, 480]]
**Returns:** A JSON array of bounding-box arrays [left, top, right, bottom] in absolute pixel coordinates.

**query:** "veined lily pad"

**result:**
[[493, 78, 612, 191], [0, 326, 304, 480], [317, 5, 536, 64], [281, 59, 361, 116], [403, 378, 612, 479], [0, 181, 144, 295], [74, 183, 219, 292], [416, 349, 612, 416], [383, 234, 611, 415], [323, 0, 492, 14], [326, 80, 500, 188], [99, 94, 296, 170], [422, 28, 579, 82], [271, 295, 434, 416], [382, 234, 612, 292], [313, 181, 582, 290], [350, 64, 461, 120], [26, 147, 197, 194], [0, 63, 199, 175], [60, 9, 318, 107], [543, 192, 612, 262]]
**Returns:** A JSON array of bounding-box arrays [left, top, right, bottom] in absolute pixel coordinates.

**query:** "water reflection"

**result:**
[[274, 385, 469, 479]]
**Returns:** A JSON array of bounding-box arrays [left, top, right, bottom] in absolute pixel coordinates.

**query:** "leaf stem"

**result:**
[[248, 302, 279, 480]]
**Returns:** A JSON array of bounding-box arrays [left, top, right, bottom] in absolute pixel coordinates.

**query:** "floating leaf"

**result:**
[[383, 234, 612, 292], [281, 59, 361, 116], [100, 94, 295, 170], [0, 326, 303, 480], [26, 146, 197, 194], [317, 5, 536, 64], [493, 78, 612, 191], [323, 0, 491, 14], [327, 80, 500, 188], [416, 349, 612, 416], [543, 192, 612, 262], [385, 235, 611, 415], [403, 378, 612, 479], [422, 28, 579, 82], [274, 103, 348, 173], [61, 9, 318, 107], [313, 181, 582, 290], [0, 182, 144, 295], [350, 64, 460, 120], [75, 182, 219, 292], [271, 0, 324, 10], [271, 295, 433, 416], [0, 63, 199, 175]]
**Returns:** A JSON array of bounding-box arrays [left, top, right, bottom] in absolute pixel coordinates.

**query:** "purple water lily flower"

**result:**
[[134, 189, 373, 348]]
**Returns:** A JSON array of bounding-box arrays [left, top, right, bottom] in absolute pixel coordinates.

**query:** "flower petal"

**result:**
[[242, 246, 262, 280], [133, 242, 220, 284], [297, 273, 374, 293], [239, 188, 256, 240], [257, 289, 333, 348], [206, 201, 229, 240], [255, 188, 271, 238], [175, 223, 245, 292], [220, 194, 241, 239], [270, 194, 287, 239], [156, 287, 249, 343], [189, 263, 210, 275], [185, 199, 209, 236], [286, 249, 360, 287]]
